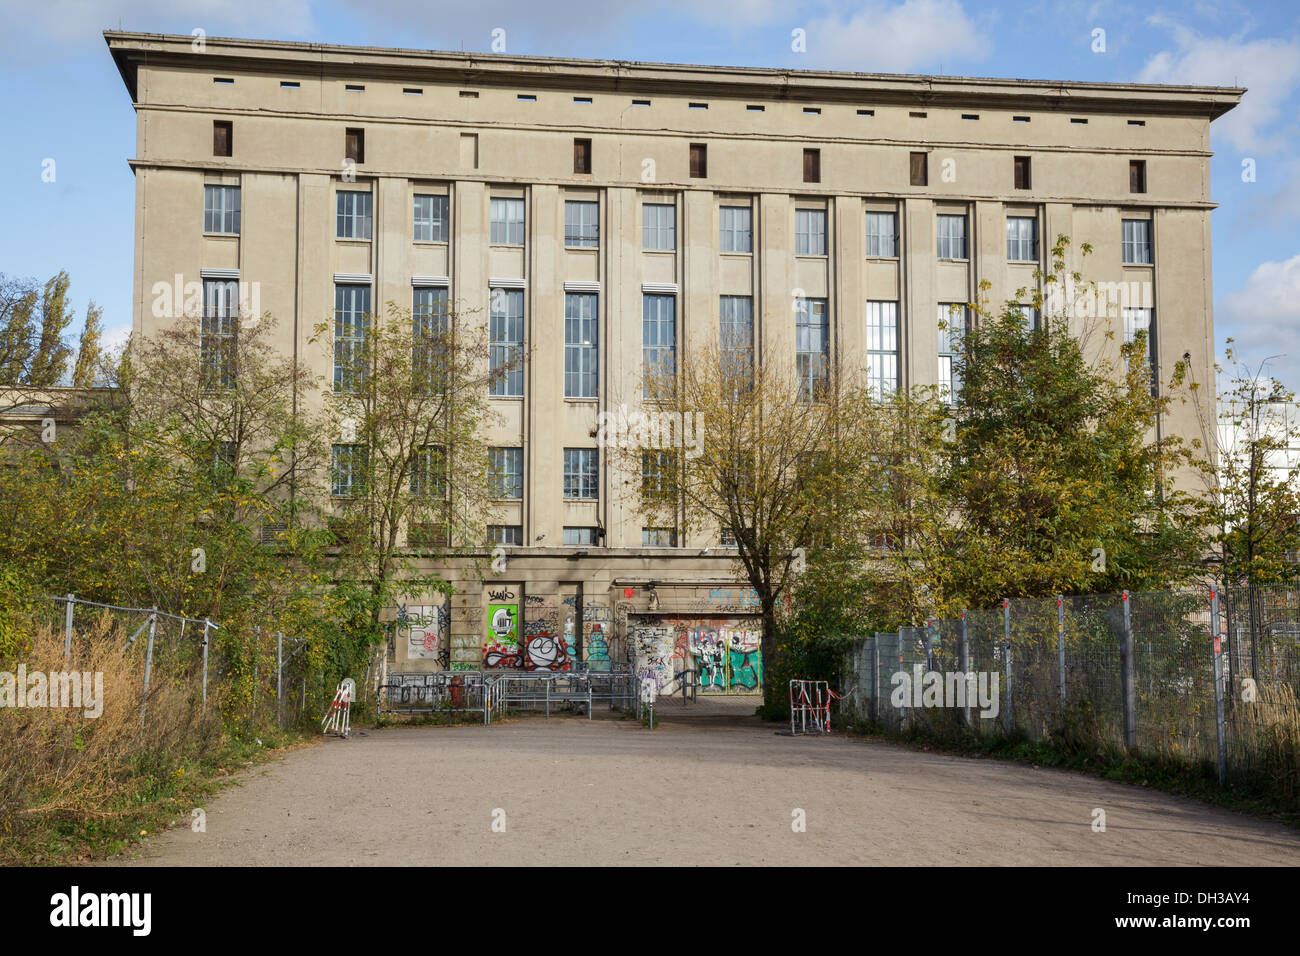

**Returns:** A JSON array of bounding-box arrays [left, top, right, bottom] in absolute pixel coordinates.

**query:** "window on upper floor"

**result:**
[[344, 127, 365, 164], [642, 203, 676, 251], [803, 148, 821, 183], [719, 206, 752, 253], [489, 198, 525, 245], [1129, 160, 1147, 194], [413, 194, 449, 242], [1006, 216, 1038, 262], [866, 301, 899, 401], [689, 143, 708, 179], [937, 214, 968, 259], [213, 121, 233, 157], [337, 191, 373, 240], [574, 138, 592, 174], [1122, 219, 1153, 264], [564, 200, 599, 248], [865, 211, 898, 257], [795, 208, 827, 256], [910, 151, 928, 186], [203, 185, 240, 234]]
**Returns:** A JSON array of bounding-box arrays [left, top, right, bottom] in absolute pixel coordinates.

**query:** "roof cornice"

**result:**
[[104, 30, 1244, 120]]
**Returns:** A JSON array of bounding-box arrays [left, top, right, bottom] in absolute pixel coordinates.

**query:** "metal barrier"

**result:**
[[379, 671, 493, 725], [490, 673, 594, 719], [789, 679, 833, 735], [585, 664, 638, 711]]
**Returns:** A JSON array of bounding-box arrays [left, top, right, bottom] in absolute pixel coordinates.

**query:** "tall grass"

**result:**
[[0, 615, 222, 858]]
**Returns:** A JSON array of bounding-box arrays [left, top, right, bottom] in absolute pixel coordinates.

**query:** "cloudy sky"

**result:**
[[2, 0, 1297, 388]]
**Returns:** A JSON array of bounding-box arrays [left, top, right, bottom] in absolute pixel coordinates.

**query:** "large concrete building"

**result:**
[[105, 31, 1240, 688]]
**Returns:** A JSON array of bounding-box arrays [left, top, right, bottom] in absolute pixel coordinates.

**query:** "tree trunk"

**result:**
[[760, 592, 778, 712]]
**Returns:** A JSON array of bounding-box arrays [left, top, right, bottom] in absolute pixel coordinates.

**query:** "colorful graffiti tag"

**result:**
[[398, 603, 449, 662]]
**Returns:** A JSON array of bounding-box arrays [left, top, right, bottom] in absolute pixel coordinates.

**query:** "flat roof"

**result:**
[[104, 30, 1242, 120]]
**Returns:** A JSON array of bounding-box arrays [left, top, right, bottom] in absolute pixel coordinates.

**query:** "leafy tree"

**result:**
[[617, 333, 873, 707], [944, 237, 1206, 607], [317, 300, 508, 633], [1196, 350, 1300, 681]]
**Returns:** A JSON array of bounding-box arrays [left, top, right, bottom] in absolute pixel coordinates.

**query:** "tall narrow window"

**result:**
[[563, 448, 599, 499], [641, 451, 678, 502], [411, 444, 447, 499], [564, 200, 599, 248], [795, 208, 827, 255], [689, 143, 707, 179], [719, 206, 753, 253], [719, 295, 753, 387], [865, 301, 899, 399], [1122, 219, 1153, 264], [1123, 307, 1158, 394], [642, 203, 676, 250], [936, 214, 968, 259], [1013, 155, 1032, 190], [938, 304, 968, 404], [201, 279, 238, 389], [488, 448, 523, 499], [803, 148, 821, 183], [1006, 216, 1038, 261], [573, 138, 592, 174], [564, 292, 598, 399], [333, 284, 371, 392], [345, 128, 365, 164], [795, 298, 829, 403], [336, 191, 373, 239], [412, 286, 449, 391], [413, 194, 449, 242], [642, 294, 676, 398], [909, 151, 928, 186], [1129, 160, 1147, 194], [489, 289, 524, 397], [489, 198, 525, 245], [865, 211, 898, 257], [203, 185, 241, 234], [213, 120, 232, 157], [331, 444, 368, 497]]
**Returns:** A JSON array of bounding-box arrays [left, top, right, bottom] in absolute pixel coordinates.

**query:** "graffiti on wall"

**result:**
[[633, 617, 763, 694], [484, 595, 575, 671], [398, 603, 449, 663], [632, 625, 676, 689]]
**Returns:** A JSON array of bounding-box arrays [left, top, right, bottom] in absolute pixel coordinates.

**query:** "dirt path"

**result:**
[[116, 701, 1300, 866]]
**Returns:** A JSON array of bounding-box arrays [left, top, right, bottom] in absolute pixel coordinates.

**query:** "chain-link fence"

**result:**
[[843, 587, 1300, 800], [44, 595, 331, 732]]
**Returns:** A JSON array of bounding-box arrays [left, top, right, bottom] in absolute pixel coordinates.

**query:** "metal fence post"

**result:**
[[1002, 599, 1013, 736], [277, 631, 284, 729], [63, 593, 75, 661], [870, 634, 880, 724], [1120, 590, 1137, 752], [140, 608, 157, 726], [201, 618, 211, 711], [1211, 589, 1227, 787], [1057, 595, 1066, 719], [958, 611, 970, 728]]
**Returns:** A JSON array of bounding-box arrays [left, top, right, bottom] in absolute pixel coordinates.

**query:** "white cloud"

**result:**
[[1218, 255, 1300, 388], [3, 1, 316, 55], [1137, 18, 1300, 154], [804, 0, 991, 73]]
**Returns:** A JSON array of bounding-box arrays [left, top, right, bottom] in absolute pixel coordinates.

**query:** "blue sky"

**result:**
[[2, 0, 1297, 388]]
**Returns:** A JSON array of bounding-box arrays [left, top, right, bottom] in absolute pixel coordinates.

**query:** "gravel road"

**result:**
[[115, 700, 1300, 866]]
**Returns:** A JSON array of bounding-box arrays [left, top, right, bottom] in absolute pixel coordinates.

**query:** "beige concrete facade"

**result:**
[[106, 31, 1239, 679]]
